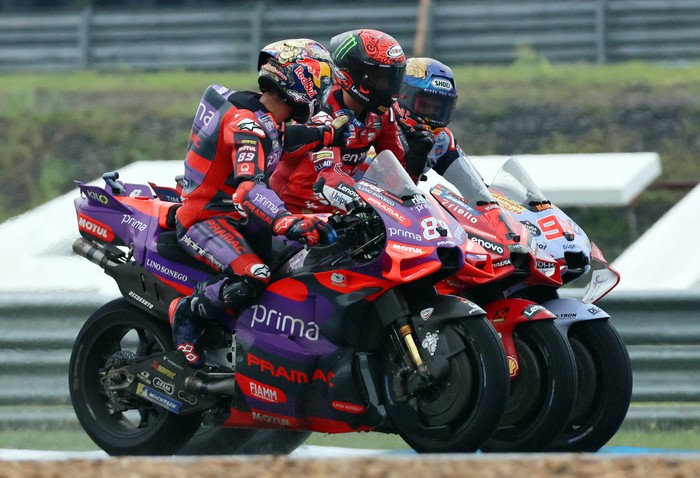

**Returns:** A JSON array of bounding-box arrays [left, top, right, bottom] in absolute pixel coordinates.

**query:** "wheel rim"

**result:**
[[416, 346, 476, 427], [79, 322, 173, 439], [386, 325, 483, 432]]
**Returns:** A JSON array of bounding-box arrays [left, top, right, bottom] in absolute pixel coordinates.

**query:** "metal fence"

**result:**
[[1, 291, 699, 431], [2, 0, 700, 73]]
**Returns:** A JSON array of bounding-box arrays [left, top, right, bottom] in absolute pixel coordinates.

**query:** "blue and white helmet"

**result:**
[[398, 57, 457, 132]]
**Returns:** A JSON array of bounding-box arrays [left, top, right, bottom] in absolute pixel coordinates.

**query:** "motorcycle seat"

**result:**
[[156, 230, 218, 274]]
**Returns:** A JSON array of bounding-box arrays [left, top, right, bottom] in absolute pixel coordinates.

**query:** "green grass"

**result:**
[[2, 61, 700, 254], [2, 428, 699, 453]]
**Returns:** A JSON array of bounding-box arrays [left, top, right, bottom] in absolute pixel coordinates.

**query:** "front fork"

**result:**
[[397, 323, 426, 368], [377, 289, 486, 392]]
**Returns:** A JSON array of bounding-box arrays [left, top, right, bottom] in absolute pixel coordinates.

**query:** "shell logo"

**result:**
[[508, 355, 519, 377]]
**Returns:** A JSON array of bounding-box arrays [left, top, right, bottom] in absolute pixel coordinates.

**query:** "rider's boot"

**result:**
[[169, 295, 209, 369]]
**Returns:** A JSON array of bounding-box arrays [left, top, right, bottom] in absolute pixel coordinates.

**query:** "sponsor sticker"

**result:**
[[136, 383, 182, 413]]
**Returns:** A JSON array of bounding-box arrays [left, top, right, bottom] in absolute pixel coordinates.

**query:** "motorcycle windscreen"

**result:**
[[439, 151, 495, 205], [362, 150, 424, 198], [489, 157, 549, 208]]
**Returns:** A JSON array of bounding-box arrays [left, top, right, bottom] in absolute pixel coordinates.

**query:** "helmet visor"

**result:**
[[402, 87, 456, 129], [360, 63, 405, 108]]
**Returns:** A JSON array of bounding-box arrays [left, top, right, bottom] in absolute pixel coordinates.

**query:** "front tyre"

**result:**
[[383, 316, 509, 453], [69, 298, 202, 456], [480, 320, 577, 452], [546, 319, 632, 452]]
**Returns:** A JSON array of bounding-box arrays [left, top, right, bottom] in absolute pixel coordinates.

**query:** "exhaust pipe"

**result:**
[[72, 237, 120, 271], [185, 375, 238, 397]]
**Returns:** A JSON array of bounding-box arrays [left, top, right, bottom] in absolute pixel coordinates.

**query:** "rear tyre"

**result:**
[[546, 319, 632, 452], [383, 316, 509, 453], [69, 298, 202, 456], [480, 320, 577, 452]]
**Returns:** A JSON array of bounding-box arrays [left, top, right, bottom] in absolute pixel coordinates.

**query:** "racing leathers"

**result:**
[[426, 127, 463, 176], [270, 84, 408, 214], [171, 84, 332, 367]]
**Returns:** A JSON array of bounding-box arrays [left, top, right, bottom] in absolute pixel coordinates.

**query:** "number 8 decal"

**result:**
[[421, 217, 450, 240]]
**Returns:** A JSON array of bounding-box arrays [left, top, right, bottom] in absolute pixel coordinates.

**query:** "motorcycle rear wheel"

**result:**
[[546, 319, 632, 452], [480, 319, 577, 452], [383, 316, 509, 453], [69, 298, 202, 456]]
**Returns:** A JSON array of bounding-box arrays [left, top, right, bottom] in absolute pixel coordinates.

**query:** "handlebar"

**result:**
[[323, 207, 385, 265]]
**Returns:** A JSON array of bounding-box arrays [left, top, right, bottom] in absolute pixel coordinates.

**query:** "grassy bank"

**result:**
[[2, 61, 700, 258]]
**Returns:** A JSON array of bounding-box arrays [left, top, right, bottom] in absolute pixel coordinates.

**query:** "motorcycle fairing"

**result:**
[[482, 298, 556, 378], [76, 191, 213, 295], [148, 181, 182, 203], [75, 182, 134, 214], [540, 298, 611, 336], [229, 321, 382, 433], [488, 157, 593, 283]]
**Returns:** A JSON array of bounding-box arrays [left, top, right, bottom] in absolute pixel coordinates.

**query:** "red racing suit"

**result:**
[[176, 84, 293, 301], [270, 84, 407, 213]]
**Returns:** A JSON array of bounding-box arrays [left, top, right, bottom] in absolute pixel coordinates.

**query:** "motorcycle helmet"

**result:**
[[399, 57, 457, 133], [258, 38, 333, 123], [330, 29, 406, 114]]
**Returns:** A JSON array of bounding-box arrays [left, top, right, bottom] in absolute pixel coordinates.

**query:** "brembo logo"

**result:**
[[77, 214, 114, 241]]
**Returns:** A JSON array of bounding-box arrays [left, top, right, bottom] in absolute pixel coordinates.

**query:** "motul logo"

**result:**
[[77, 214, 114, 241], [391, 243, 425, 254]]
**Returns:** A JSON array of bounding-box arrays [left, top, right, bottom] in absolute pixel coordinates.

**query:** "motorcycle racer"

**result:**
[[395, 56, 464, 177], [170, 39, 339, 368], [270, 29, 435, 214]]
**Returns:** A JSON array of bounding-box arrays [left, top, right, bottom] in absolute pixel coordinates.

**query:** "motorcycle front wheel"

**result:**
[[383, 316, 509, 453], [546, 319, 632, 452], [69, 298, 202, 456], [480, 319, 577, 452]]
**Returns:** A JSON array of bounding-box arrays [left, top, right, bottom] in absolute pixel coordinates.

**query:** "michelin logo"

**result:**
[[136, 383, 182, 413]]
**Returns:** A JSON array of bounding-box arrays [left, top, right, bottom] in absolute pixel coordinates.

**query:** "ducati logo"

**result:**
[[420, 307, 434, 321]]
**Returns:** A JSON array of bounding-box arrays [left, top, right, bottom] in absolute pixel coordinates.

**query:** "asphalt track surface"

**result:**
[[2, 446, 700, 478]]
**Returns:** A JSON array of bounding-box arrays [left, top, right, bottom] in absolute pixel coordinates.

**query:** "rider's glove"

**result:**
[[272, 213, 337, 247], [313, 176, 365, 213], [399, 120, 435, 178], [317, 114, 352, 148]]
